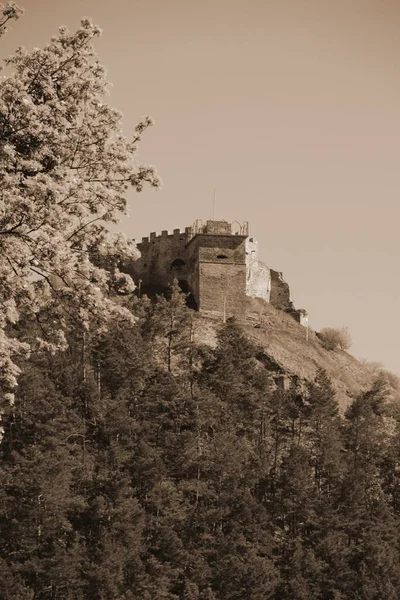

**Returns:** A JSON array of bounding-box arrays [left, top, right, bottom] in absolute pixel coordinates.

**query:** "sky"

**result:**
[[2, 0, 400, 373]]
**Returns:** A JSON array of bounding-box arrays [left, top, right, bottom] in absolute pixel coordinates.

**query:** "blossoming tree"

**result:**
[[0, 4, 159, 422]]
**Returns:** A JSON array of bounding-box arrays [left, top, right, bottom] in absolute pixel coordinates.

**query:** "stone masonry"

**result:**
[[124, 219, 307, 323]]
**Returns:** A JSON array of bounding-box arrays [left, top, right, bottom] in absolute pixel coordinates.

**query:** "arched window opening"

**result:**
[[171, 258, 185, 270], [231, 221, 241, 235]]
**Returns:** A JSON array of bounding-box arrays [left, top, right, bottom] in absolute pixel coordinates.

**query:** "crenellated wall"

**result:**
[[123, 220, 307, 324], [124, 228, 191, 295]]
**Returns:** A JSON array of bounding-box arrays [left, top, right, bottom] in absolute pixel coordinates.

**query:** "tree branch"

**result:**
[[0, 216, 25, 235], [66, 215, 106, 241]]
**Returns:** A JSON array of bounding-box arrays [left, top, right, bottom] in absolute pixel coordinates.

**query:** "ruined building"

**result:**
[[125, 219, 308, 324]]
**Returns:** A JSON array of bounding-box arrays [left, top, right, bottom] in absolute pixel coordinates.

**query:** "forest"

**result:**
[[2, 285, 400, 599]]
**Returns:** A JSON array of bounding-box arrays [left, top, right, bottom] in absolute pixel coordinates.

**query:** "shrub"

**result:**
[[318, 327, 352, 351]]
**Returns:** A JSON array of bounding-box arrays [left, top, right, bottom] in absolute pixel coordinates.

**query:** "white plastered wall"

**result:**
[[245, 238, 271, 302]]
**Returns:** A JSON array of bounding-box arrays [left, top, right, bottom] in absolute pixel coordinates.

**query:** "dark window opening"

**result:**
[[178, 280, 198, 310], [217, 254, 229, 259], [178, 279, 189, 293], [171, 258, 186, 269], [186, 293, 198, 310]]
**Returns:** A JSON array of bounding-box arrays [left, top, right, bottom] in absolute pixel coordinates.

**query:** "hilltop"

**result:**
[[123, 219, 398, 409], [194, 297, 388, 411]]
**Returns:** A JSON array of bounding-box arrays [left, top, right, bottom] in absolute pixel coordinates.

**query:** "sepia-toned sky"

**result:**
[[3, 0, 400, 373]]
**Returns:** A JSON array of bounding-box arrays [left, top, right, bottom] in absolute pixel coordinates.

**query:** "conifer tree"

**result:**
[[142, 280, 196, 374], [0, 351, 86, 599], [338, 379, 400, 598], [304, 368, 343, 495], [190, 319, 278, 598]]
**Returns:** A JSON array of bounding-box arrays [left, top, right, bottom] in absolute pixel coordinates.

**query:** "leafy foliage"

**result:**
[[0, 2, 23, 37], [318, 327, 352, 351], [0, 13, 159, 421]]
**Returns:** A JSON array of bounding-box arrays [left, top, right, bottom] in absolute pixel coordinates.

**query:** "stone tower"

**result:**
[[185, 220, 248, 319], [124, 219, 307, 324]]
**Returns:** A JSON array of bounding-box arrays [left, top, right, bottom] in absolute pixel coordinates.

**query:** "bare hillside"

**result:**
[[194, 298, 376, 411]]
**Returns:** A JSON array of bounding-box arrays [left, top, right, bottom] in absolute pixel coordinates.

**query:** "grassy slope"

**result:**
[[194, 298, 375, 411]]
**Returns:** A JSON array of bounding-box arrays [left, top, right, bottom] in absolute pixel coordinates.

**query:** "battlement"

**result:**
[[138, 220, 249, 245], [139, 227, 193, 245]]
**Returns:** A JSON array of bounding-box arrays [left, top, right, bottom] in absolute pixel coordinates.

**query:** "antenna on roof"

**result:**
[[213, 188, 216, 220]]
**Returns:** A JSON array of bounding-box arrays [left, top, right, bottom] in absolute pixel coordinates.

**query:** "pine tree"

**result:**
[[0, 352, 86, 599], [183, 319, 279, 599], [304, 368, 343, 495], [142, 280, 196, 375], [337, 379, 400, 598]]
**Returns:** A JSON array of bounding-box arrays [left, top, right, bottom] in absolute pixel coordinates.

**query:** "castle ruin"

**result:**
[[125, 219, 308, 324]]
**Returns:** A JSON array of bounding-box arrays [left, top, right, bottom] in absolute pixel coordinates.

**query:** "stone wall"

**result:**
[[124, 228, 191, 295], [122, 221, 305, 324], [199, 262, 246, 319], [287, 308, 308, 326], [203, 220, 232, 234], [124, 225, 248, 319], [269, 269, 292, 310], [187, 233, 247, 320]]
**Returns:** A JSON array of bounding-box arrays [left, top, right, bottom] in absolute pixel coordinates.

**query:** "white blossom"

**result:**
[[0, 16, 160, 433]]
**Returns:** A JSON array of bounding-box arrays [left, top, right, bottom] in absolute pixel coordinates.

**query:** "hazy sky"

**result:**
[[3, 0, 400, 373]]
